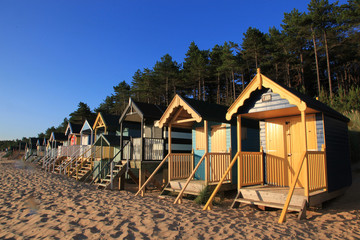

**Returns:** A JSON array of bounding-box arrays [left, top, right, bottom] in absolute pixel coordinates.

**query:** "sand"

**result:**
[[0, 159, 359, 239]]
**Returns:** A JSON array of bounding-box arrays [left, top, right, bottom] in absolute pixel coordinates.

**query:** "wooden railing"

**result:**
[[135, 153, 171, 196], [144, 138, 164, 161], [168, 153, 194, 181], [95, 146, 114, 159], [239, 151, 264, 187], [279, 149, 327, 223], [207, 152, 232, 183], [307, 151, 327, 192], [266, 154, 286, 187]]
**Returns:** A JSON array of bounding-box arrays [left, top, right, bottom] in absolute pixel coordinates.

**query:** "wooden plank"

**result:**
[[298, 200, 307, 220]]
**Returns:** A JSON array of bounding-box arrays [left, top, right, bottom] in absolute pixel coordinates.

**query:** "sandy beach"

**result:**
[[0, 158, 359, 239]]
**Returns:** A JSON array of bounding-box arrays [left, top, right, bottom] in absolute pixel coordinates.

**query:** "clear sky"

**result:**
[[0, 0, 345, 140]]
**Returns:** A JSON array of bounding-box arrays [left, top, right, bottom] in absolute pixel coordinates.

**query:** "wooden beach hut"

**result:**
[[120, 98, 192, 192], [80, 118, 95, 146], [93, 112, 121, 141], [204, 69, 352, 222], [36, 138, 47, 158], [52, 121, 86, 174], [43, 132, 68, 171], [136, 94, 258, 202], [25, 137, 39, 162], [56, 119, 96, 179], [72, 113, 121, 182]]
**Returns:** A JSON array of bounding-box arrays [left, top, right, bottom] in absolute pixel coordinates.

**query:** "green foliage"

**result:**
[[3, 150, 12, 158], [194, 186, 211, 205], [69, 102, 95, 124], [0, 140, 20, 151], [319, 86, 360, 112]]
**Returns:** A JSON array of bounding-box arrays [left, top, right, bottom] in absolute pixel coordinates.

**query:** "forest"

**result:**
[[3, 0, 359, 145]]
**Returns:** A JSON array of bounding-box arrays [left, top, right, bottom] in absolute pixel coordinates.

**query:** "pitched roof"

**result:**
[[30, 138, 38, 149], [70, 123, 83, 134], [132, 101, 167, 119], [158, 94, 232, 128], [94, 134, 120, 146], [93, 112, 120, 133], [51, 132, 68, 142], [119, 98, 167, 123], [227, 69, 349, 122], [280, 83, 349, 122], [182, 97, 230, 123]]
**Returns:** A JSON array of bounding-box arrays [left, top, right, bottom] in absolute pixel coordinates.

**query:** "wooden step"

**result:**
[[162, 187, 201, 196], [97, 183, 108, 188], [234, 198, 302, 212]]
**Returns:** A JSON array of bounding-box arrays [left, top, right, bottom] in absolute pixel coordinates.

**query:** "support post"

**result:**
[[204, 120, 209, 184], [301, 110, 309, 198], [168, 125, 172, 182], [237, 115, 242, 190], [141, 118, 144, 162], [110, 161, 114, 190]]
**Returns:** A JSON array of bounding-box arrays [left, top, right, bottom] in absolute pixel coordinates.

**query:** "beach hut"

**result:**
[[93, 112, 121, 141], [204, 69, 352, 222], [136, 95, 258, 202], [36, 138, 46, 158], [88, 134, 124, 188], [44, 132, 68, 171], [72, 113, 121, 182], [120, 98, 192, 192], [25, 138, 39, 162], [64, 121, 83, 157], [80, 118, 95, 146], [53, 121, 86, 174]]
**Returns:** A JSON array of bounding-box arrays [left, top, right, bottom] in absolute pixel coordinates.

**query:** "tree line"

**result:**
[[35, 0, 360, 140]]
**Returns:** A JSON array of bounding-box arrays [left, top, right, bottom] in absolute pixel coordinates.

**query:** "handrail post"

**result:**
[[110, 161, 114, 190], [203, 151, 240, 210], [278, 151, 307, 223], [174, 153, 207, 204], [260, 146, 264, 185]]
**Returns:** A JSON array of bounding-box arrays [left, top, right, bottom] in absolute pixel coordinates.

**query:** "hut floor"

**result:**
[[235, 185, 328, 211], [167, 179, 206, 195]]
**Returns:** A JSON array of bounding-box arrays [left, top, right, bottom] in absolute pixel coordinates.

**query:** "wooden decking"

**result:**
[[161, 179, 236, 197], [232, 184, 340, 212]]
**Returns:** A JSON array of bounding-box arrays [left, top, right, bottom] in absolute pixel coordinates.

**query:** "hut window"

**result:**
[[195, 127, 205, 150]]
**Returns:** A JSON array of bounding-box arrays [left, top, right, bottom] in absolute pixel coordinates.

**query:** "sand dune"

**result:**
[[0, 159, 359, 239]]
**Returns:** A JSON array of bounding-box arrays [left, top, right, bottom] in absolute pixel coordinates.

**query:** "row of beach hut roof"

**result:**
[[28, 70, 352, 222]]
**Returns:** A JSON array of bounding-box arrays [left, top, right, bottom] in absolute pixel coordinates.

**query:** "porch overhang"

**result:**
[[226, 69, 308, 121], [158, 94, 202, 128], [239, 106, 320, 120], [93, 113, 107, 132]]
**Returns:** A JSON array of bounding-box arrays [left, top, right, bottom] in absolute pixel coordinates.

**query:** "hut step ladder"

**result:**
[[96, 163, 127, 190], [73, 160, 92, 181]]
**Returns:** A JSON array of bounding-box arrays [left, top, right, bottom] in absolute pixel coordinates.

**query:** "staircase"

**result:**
[[95, 161, 127, 190], [49, 156, 67, 172], [72, 158, 92, 181]]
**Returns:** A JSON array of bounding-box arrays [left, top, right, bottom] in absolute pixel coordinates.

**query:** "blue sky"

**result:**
[[0, 0, 345, 140]]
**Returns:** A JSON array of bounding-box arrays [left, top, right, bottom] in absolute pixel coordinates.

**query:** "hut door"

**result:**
[[285, 115, 317, 187], [285, 117, 304, 187], [211, 125, 227, 152], [265, 119, 288, 186]]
